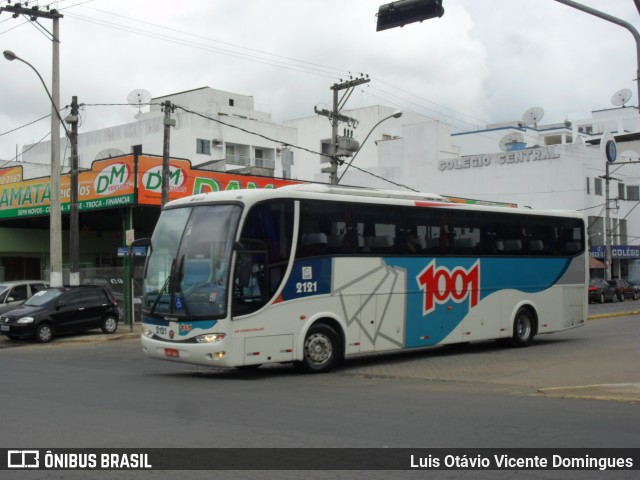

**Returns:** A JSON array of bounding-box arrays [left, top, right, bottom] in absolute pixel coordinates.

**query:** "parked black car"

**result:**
[[0, 286, 119, 343], [0, 280, 49, 315], [608, 279, 639, 302], [588, 279, 616, 304]]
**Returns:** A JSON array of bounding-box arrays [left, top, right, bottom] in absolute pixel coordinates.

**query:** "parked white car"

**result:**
[[0, 280, 49, 315]]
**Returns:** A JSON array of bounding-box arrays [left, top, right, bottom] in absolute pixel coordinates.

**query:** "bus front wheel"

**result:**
[[509, 308, 536, 347], [296, 324, 341, 373]]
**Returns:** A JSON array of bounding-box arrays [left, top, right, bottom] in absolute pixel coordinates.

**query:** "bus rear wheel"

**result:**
[[296, 324, 340, 373], [509, 308, 535, 347]]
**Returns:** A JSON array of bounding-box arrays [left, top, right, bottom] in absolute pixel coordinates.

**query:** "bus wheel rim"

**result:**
[[305, 333, 332, 365], [517, 316, 531, 340]]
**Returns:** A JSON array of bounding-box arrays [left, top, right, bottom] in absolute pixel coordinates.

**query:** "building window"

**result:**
[[586, 177, 590, 195], [594, 177, 603, 196], [196, 139, 211, 155], [229, 99, 235, 107], [628, 185, 640, 201], [618, 182, 626, 200]]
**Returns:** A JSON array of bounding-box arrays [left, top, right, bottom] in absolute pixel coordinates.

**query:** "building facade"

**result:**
[[21, 87, 298, 178], [333, 106, 640, 281]]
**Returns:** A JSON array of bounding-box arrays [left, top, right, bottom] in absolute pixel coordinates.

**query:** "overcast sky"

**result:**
[[1, 0, 639, 163]]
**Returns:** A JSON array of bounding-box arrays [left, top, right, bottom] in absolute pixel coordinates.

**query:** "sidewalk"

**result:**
[[0, 321, 142, 346]]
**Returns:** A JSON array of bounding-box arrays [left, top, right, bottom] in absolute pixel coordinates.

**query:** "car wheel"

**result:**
[[101, 316, 118, 334], [509, 308, 535, 347], [634, 292, 639, 301], [35, 323, 53, 343], [599, 293, 605, 304], [618, 293, 625, 302], [295, 324, 341, 373]]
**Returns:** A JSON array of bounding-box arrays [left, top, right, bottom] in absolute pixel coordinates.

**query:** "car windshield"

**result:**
[[143, 204, 241, 319], [24, 289, 64, 306], [0, 286, 8, 302]]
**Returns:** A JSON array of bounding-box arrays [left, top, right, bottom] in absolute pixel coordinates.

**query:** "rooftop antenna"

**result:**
[[127, 89, 151, 118], [611, 88, 632, 107], [522, 106, 544, 129]]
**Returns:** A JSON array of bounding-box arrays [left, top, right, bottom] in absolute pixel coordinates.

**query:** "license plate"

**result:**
[[1, 325, 9, 332], [164, 348, 180, 358]]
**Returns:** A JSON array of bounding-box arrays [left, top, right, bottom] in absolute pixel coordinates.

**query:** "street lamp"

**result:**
[[337, 111, 403, 184], [4, 49, 66, 287]]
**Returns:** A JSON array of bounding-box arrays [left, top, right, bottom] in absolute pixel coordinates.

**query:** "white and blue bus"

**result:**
[[140, 184, 587, 373]]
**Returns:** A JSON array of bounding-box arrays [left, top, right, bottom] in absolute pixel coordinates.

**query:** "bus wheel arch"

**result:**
[[509, 305, 537, 347], [296, 319, 344, 373]]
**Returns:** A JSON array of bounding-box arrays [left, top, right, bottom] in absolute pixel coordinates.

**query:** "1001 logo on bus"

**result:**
[[417, 260, 480, 315]]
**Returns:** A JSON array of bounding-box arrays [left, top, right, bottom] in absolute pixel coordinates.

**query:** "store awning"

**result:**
[[589, 257, 605, 269]]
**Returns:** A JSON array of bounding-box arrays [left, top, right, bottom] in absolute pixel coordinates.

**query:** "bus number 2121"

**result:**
[[296, 281, 318, 294]]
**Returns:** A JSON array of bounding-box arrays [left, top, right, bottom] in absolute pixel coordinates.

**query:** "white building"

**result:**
[[21, 87, 298, 178]]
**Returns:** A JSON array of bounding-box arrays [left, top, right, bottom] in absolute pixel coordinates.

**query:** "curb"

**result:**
[[538, 383, 640, 404], [587, 310, 640, 320]]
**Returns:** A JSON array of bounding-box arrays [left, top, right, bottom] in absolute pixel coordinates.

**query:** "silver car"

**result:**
[[0, 280, 49, 315]]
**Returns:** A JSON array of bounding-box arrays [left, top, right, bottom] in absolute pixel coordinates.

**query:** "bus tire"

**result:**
[[509, 308, 535, 347], [296, 324, 341, 373]]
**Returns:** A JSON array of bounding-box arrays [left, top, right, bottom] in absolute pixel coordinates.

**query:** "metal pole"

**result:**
[[68, 96, 80, 286], [604, 161, 612, 281], [554, 0, 640, 111], [161, 100, 174, 207], [49, 16, 63, 287], [330, 89, 339, 185]]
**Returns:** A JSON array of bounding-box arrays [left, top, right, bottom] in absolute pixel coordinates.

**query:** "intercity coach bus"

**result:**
[[140, 184, 587, 373]]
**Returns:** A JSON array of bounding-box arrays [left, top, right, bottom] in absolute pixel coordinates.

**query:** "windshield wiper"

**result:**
[[149, 258, 175, 316]]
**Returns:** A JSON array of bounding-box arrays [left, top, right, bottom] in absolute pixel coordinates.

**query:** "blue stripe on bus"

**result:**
[[280, 256, 570, 348], [385, 257, 571, 347]]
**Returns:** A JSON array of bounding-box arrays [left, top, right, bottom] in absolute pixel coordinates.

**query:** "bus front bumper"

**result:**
[[140, 333, 234, 367]]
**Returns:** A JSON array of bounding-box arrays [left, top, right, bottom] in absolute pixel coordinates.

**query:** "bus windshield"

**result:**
[[143, 204, 241, 319]]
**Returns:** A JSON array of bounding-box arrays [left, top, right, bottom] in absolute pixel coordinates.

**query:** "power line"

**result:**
[[0, 113, 51, 136]]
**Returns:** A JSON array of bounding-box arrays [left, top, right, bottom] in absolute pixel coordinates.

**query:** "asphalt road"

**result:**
[[0, 307, 638, 480]]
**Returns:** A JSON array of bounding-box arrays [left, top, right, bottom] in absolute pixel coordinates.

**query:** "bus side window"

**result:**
[[297, 201, 354, 257]]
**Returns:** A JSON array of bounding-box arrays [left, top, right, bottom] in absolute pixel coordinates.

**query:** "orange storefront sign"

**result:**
[[0, 154, 298, 219]]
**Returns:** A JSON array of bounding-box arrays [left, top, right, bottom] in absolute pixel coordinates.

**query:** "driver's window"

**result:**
[[232, 200, 293, 317]]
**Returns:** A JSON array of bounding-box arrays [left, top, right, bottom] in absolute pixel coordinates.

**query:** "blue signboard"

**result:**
[[590, 245, 640, 259]]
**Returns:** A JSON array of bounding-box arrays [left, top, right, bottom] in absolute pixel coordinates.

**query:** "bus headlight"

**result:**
[[141, 327, 154, 338], [195, 333, 225, 343]]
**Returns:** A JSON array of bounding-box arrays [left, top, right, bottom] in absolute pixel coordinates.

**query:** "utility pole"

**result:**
[[604, 161, 613, 281], [0, 4, 64, 286], [317, 75, 370, 184], [161, 100, 175, 207], [601, 158, 640, 281], [67, 96, 80, 286]]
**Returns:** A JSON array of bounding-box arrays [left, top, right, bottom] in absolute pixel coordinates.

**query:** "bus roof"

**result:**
[[163, 183, 583, 219]]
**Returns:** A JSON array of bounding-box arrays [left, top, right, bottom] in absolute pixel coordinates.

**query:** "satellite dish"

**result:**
[[499, 132, 525, 152], [611, 88, 632, 107], [95, 148, 126, 161], [127, 89, 151, 117], [522, 107, 544, 128]]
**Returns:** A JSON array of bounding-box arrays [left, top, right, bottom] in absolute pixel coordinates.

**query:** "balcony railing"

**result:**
[[226, 154, 275, 169]]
